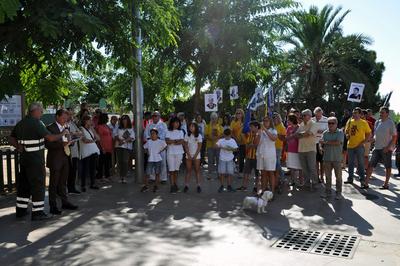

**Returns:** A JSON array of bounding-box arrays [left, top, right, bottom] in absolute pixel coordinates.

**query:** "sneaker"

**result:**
[[236, 186, 247, 191], [141, 186, 149, 192], [218, 185, 224, 193], [31, 211, 52, 221], [183, 186, 189, 193], [360, 184, 369, 189], [153, 186, 158, 193], [197, 186, 201, 193], [344, 180, 353, 184], [335, 194, 343, 200], [227, 185, 236, 192]]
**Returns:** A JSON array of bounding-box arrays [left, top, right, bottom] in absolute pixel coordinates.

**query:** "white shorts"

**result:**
[[257, 157, 276, 171], [286, 152, 301, 170], [167, 154, 182, 171]]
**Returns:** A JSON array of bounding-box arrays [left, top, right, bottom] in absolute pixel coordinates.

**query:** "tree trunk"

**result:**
[[193, 75, 202, 114]]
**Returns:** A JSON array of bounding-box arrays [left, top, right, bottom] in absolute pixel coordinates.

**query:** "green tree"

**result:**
[[0, 0, 180, 105], [278, 4, 385, 111], [164, 0, 297, 113]]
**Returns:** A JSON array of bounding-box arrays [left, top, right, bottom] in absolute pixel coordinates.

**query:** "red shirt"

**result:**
[[96, 124, 113, 153], [366, 116, 376, 131], [286, 125, 299, 153]]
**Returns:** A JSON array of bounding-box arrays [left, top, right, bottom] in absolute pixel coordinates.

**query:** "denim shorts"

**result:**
[[146, 161, 162, 175], [218, 160, 235, 175]]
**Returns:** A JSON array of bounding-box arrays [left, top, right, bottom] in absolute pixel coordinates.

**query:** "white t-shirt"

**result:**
[[144, 139, 167, 162], [185, 134, 203, 159], [80, 127, 100, 159], [166, 129, 185, 155], [312, 116, 329, 143], [216, 138, 238, 161], [257, 128, 277, 158], [116, 128, 135, 150]]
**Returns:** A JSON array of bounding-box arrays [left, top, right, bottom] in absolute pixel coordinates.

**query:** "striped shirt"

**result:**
[[245, 132, 257, 159]]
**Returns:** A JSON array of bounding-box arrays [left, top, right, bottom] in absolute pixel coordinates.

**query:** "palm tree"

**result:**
[[280, 4, 373, 105]]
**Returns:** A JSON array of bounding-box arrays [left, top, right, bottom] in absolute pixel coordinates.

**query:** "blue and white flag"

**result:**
[[266, 87, 274, 116], [247, 87, 265, 111]]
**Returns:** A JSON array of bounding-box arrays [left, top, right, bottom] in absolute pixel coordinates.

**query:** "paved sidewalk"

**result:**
[[0, 166, 399, 266]]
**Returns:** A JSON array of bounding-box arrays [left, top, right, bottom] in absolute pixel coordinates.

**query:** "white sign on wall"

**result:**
[[0, 95, 23, 127]]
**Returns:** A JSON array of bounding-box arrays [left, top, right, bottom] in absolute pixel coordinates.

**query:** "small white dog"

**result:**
[[242, 191, 273, 213]]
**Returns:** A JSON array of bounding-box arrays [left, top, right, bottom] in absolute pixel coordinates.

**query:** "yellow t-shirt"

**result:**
[[204, 123, 223, 148], [230, 120, 244, 145], [275, 123, 287, 149], [345, 118, 372, 149]]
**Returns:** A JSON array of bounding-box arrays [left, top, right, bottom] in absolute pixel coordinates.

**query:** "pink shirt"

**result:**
[[286, 125, 299, 153], [96, 124, 113, 153]]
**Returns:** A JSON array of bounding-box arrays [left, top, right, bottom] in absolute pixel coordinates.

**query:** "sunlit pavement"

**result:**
[[0, 165, 399, 266]]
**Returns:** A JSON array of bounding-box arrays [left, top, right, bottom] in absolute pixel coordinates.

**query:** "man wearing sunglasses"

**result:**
[[320, 117, 344, 199]]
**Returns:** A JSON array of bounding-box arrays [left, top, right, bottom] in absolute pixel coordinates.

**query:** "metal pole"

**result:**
[[132, 0, 144, 183]]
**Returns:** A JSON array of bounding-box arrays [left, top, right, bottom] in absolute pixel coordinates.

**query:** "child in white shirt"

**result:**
[[166, 117, 185, 193], [142, 128, 167, 192], [183, 122, 203, 193], [216, 128, 238, 192]]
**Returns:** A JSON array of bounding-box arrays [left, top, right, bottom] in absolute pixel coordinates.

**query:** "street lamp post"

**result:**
[[132, 0, 144, 183]]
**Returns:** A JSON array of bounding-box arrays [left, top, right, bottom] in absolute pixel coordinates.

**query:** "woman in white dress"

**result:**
[[255, 116, 277, 194]]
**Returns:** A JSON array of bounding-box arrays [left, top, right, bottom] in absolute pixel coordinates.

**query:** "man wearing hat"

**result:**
[[144, 111, 168, 182]]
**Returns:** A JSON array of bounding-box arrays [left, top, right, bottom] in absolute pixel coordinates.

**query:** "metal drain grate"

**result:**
[[273, 229, 322, 252], [311, 233, 360, 258], [272, 229, 360, 259]]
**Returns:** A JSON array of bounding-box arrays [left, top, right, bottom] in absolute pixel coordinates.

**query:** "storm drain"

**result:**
[[272, 229, 360, 259]]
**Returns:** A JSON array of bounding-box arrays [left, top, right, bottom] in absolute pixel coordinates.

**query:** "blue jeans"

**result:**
[[347, 145, 365, 183]]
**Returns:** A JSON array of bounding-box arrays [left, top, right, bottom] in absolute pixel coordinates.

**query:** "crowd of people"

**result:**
[[10, 102, 399, 220]]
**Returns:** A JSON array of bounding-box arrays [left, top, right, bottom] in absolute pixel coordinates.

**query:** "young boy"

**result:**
[[141, 128, 167, 192], [216, 128, 238, 192], [237, 121, 260, 192]]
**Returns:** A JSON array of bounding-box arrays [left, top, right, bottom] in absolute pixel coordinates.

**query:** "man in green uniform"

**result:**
[[9, 102, 68, 221]]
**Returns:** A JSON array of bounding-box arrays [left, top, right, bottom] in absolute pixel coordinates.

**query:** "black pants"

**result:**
[[49, 156, 69, 208], [68, 157, 79, 191], [97, 151, 111, 178], [16, 158, 45, 214], [236, 144, 246, 173], [81, 153, 98, 188]]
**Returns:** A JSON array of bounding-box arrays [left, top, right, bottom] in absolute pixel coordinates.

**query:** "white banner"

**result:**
[[229, 85, 239, 100], [347, 82, 365, 103], [205, 94, 218, 112]]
